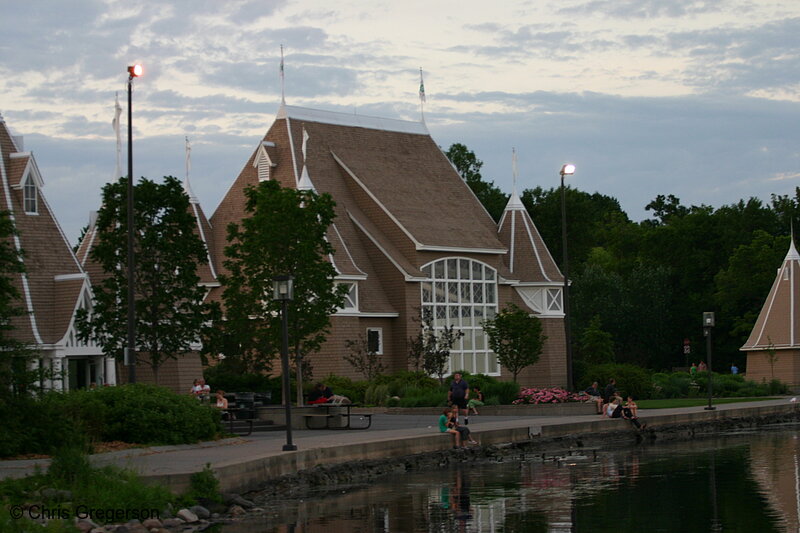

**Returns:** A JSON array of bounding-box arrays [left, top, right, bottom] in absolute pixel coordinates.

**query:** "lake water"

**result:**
[[219, 424, 800, 532]]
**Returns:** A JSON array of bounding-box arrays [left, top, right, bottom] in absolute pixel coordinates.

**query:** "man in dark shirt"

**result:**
[[603, 378, 617, 404], [448, 373, 470, 425]]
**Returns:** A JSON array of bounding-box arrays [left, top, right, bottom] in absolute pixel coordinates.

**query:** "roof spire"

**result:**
[[184, 136, 198, 203], [505, 147, 524, 210], [419, 67, 426, 123], [280, 44, 286, 105]]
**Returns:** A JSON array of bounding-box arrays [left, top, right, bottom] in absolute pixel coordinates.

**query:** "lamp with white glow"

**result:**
[[560, 164, 576, 176], [127, 64, 143, 79]]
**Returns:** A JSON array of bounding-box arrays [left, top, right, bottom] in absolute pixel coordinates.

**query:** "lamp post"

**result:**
[[125, 64, 142, 383], [273, 275, 297, 451], [560, 163, 576, 391], [703, 312, 716, 410]]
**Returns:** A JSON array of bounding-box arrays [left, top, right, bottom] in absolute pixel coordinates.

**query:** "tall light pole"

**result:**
[[273, 275, 297, 451], [560, 163, 576, 391], [125, 64, 142, 383], [703, 312, 716, 411]]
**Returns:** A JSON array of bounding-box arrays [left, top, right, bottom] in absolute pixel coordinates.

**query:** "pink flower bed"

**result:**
[[513, 387, 586, 405]]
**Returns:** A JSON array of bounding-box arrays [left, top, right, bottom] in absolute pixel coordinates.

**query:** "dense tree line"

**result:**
[[447, 144, 800, 377]]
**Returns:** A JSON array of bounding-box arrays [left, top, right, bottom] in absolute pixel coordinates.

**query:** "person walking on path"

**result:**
[[448, 373, 470, 425], [690, 363, 698, 377], [731, 363, 739, 375]]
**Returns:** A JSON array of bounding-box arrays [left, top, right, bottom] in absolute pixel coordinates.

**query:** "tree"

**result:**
[[220, 180, 348, 390], [344, 334, 386, 380], [408, 308, 463, 383], [0, 210, 40, 397], [445, 143, 509, 222], [483, 303, 546, 382], [579, 315, 616, 365], [76, 176, 216, 384]]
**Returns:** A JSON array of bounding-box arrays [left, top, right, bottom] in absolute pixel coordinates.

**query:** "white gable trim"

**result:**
[[285, 118, 300, 186], [521, 212, 553, 282], [55, 273, 87, 281], [331, 222, 367, 277], [191, 203, 218, 280], [347, 211, 427, 282], [0, 146, 43, 344], [10, 153, 44, 189], [416, 244, 507, 254], [57, 279, 103, 353], [333, 151, 422, 249]]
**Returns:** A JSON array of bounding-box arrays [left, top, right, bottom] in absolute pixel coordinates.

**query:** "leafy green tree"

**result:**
[[714, 230, 789, 342], [76, 176, 216, 384], [0, 210, 39, 397], [220, 180, 348, 387], [579, 315, 615, 365], [445, 143, 508, 221], [483, 303, 546, 382], [521, 185, 631, 270]]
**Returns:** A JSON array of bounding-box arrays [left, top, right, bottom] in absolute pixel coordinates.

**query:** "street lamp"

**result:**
[[125, 64, 142, 383], [560, 163, 576, 390], [273, 275, 297, 451], [703, 312, 716, 411]]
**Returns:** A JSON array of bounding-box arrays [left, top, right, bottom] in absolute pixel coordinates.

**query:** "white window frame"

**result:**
[[23, 175, 37, 214], [420, 257, 499, 376], [366, 327, 383, 355], [335, 282, 359, 314]]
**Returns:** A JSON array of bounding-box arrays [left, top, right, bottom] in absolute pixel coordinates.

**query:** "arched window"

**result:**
[[420, 258, 499, 375]]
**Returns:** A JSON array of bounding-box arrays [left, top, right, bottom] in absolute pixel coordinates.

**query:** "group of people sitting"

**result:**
[[190, 379, 231, 418], [439, 405, 478, 448], [584, 379, 646, 430]]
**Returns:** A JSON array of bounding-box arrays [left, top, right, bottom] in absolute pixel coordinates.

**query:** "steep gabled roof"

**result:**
[[497, 190, 563, 284], [742, 240, 800, 351], [0, 115, 85, 345]]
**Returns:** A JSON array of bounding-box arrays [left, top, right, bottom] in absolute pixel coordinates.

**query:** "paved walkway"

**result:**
[[1, 398, 796, 486]]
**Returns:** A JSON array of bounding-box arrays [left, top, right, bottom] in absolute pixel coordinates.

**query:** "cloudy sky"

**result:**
[[2, 0, 800, 244]]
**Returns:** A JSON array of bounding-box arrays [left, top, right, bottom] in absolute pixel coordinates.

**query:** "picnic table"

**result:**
[[303, 403, 373, 430]]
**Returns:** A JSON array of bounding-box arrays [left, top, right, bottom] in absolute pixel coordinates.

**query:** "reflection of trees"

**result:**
[[236, 434, 795, 533]]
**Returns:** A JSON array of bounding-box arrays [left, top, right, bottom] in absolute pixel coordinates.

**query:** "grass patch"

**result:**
[[638, 397, 778, 409]]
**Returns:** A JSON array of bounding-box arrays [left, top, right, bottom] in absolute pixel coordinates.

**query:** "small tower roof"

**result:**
[[742, 238, 800, 351]]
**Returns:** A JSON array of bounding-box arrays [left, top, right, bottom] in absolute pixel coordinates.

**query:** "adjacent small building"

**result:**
[[208, 104, 568, 385], [741, 239, 800, 387], [0, 114, 109, 390]]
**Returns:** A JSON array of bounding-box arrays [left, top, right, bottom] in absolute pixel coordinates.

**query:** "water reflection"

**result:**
[[222, 426, 799, 533]]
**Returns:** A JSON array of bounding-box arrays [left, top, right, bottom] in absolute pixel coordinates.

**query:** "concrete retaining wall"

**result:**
[[145, 402, 800, 495]]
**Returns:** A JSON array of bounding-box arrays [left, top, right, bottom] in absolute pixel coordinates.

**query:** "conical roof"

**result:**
[[741, 239, 800, 350], [496, 190, 563, 283]]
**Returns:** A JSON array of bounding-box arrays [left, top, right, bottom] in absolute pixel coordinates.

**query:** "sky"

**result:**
[[2, 0, 800, 245]]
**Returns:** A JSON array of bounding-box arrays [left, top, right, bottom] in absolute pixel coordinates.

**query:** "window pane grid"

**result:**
[[420, 258, 499, 376]]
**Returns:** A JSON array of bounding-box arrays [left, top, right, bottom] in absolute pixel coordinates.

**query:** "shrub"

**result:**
[[582, 363, 653, 399], [322, 374, 369, 404], [482, 381, 520, 405], [184, 464, 222, 505], [398, 390, 448, 408], [364, 384, 390, 405]]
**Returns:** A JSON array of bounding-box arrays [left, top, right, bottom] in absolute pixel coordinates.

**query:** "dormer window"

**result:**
[[254, 141, 277, 182], [23, 175, 37, 214]]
